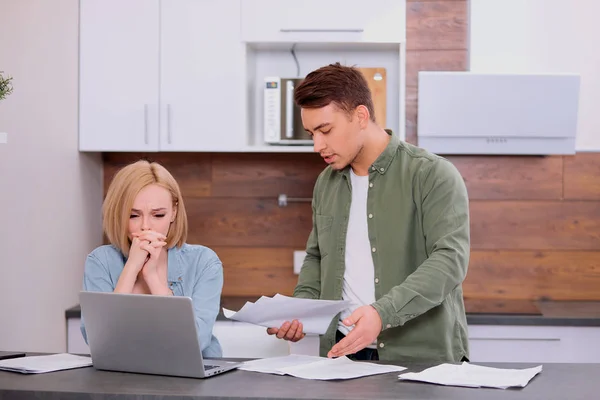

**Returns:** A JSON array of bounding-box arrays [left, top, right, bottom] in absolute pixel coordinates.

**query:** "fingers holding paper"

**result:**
[[327, 305, 382, 358], [266, 319, 306, 342]]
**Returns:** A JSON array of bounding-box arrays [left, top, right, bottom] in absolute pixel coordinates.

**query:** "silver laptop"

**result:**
[[79, 291, 241, 378]]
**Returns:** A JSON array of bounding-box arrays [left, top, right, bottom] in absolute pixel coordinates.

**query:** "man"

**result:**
[[267, 63, 470, 362]]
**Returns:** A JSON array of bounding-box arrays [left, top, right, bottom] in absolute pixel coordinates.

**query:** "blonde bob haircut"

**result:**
[[102, 160, 188, 257]]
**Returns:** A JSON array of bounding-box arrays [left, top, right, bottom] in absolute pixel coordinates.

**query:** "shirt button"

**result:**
[[380, 168, 384, 172], [371, 166, 376, 171], [368, 213, 373, 219], [372, 247, 376, 252], [369, 182, 373, 188], [386, 324, 392, 329], [379, 343, 385, 348], [375, 278, 379, 284]]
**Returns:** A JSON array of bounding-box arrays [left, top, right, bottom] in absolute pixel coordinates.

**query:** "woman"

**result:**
[[80, 160, 223, 358]]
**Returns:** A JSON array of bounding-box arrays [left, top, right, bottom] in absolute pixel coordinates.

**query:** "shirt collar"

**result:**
[[341, 129, 398, 179], [369, 129, 398, 175]]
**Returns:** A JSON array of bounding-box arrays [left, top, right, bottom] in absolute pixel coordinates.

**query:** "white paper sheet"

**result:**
[[398, 362, 543, 389], [240, 354, 406, 380], [0, 353, 93, 374], [223, 294, 351, 334]]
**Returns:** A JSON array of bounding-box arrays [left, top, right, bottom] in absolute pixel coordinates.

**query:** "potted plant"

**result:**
[[0, 71, 14, 101]]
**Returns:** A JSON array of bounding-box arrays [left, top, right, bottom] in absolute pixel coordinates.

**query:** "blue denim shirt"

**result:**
[[80, 243, 224, 358]]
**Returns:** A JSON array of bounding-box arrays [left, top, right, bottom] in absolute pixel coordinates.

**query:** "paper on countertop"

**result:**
[[239, 354, 406, 380], [223, 293, 352, 334], [0, 353, 93, 374], [398, 362, 542, 389]]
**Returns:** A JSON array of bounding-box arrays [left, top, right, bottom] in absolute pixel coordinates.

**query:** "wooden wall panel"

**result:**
[[213, 247, 299, 297], [564, 153, 600, 200], [406, 49, 468, 87], [464, 251, 600, 301], [185, 198, 312, 248], [470, 201, 600, 250], [406, 1, 468, 50], [447, 156, 563, 200], [405, 86, 418, 145], [211, 153, 323, 198], [103, 153, 213, 197]]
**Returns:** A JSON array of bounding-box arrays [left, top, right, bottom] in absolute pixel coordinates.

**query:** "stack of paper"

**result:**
[[240, 354, 406, 380], [398, 362, 542, 389], [223, 294, 351, 334], [0, 353, 93, 374]]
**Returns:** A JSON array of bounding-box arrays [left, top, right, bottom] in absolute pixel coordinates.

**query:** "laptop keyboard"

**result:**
[[204, 365, 219, 371]]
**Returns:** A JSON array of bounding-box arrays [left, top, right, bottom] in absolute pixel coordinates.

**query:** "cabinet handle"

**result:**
[[470, 337, 561, 342], [167, 104, 172, 144], [144, 104, 149, 145], [280, 28, 364, 33]]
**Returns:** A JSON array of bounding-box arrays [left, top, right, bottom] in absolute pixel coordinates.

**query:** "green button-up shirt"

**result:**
[[293, 131, 470, 362]]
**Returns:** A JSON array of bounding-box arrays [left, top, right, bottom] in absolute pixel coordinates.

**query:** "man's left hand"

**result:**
[[327, 305, 382, 358]]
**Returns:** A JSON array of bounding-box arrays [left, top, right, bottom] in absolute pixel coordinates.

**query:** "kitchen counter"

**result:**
[[66, 297, 600, 327], [1, 359, 599, 400]]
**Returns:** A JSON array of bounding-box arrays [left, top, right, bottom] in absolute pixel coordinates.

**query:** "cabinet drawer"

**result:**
[[241, 0, 405, 43]]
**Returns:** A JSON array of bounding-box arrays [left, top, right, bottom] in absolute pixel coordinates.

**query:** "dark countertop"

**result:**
[[1, 360, 599, 400], [66, 296, 600, 327]]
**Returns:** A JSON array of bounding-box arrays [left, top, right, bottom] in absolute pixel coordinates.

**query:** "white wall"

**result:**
[[0, 0, 103, 352], [470, 0, 600, 151]]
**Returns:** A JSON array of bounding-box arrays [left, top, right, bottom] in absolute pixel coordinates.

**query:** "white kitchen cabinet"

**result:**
[[468, 325, 600, 363], [212, 320, 290, 358], [79, 0, 160, 151], [285, 326, 600, 363], [241, 0, 405, 44], [67, 317, 90, 355], [79, 0, 246, 152]]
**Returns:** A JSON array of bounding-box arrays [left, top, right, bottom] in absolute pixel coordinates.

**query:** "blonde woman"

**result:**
[[80, 160, 223, 358]]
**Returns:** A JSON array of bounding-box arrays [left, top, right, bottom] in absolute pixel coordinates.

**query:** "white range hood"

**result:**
[[417, 72, 581, 155]]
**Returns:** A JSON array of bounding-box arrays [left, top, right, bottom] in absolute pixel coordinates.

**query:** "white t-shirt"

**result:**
[[337, 168, 377, 348]]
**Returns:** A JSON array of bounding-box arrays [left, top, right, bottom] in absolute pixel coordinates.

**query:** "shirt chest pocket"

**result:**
[[316, 214, 334, 258]]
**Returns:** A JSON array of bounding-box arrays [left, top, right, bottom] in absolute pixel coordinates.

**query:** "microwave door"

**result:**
[[285, 80, 295, 139]]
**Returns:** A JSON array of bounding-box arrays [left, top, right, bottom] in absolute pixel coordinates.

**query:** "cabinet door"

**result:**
[[79, 0, 160, 151], [160, 0, 247, 151], [241, 0, 405, 44]]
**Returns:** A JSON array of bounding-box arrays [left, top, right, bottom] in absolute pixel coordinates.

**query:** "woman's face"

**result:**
[[128, 184, 176, 239]]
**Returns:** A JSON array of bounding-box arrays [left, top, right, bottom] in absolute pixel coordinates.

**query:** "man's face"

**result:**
[[301, 103, 365, 170]]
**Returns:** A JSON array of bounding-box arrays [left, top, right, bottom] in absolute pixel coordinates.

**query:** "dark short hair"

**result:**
[[293, 62, 376, 122]]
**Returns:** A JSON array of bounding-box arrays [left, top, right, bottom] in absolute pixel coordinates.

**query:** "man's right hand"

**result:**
[[266, 319, 306, 342]]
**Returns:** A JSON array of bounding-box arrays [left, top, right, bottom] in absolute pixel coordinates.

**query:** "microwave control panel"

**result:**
[[264, 77, 281, 143]]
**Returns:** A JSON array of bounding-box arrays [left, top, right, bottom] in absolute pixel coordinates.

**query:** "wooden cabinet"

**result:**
[[241, 0, 405, 44], [79, 0, 246, 152]]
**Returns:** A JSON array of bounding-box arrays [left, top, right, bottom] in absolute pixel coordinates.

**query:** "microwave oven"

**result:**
[[263, 77, 312, 145]]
